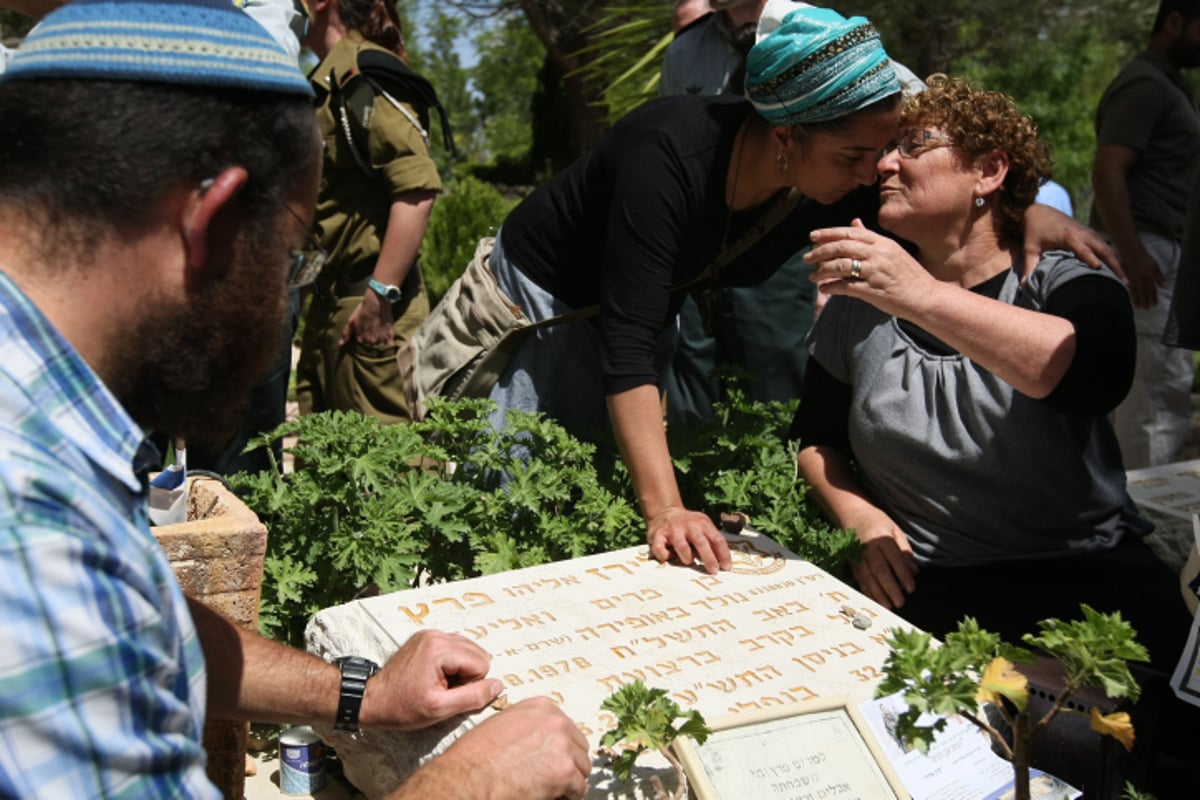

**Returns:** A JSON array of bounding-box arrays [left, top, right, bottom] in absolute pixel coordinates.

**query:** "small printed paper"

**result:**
[[858, 692, 1081, 800]]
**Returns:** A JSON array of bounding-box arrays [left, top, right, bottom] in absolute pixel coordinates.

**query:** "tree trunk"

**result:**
[[1011, 712, 1032, 800], [517, 0, 609, 162]]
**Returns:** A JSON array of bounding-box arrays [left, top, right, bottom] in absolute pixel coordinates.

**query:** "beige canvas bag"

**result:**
[[398, 238, 594, 420]]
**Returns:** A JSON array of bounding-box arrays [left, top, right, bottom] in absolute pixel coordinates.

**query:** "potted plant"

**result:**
[[875, 604, 1149, 800], [600, 680, 711, 800]]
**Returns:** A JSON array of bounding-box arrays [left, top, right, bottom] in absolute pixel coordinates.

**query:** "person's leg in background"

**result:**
[[1113, 232, 1195, 468]]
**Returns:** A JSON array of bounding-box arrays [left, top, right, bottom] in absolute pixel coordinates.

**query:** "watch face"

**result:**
[[337, 656, 381, 678], [369, 279, 402, 303]]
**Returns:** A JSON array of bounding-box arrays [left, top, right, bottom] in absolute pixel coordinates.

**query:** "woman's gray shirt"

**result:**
[[808, 252, 1151, 566]]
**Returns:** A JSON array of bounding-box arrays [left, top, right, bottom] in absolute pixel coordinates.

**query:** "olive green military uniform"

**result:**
[[295, 31, 442, 424]]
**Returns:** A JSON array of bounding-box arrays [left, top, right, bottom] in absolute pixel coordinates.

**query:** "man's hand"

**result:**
[[1118, 242, 1166, 308], [646, 506, 733, 574], [388, 698, 591, 800], [360, 630, 503, 730], [341, 289, 396, 346]]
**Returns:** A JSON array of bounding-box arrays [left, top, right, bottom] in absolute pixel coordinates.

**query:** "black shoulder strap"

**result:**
[[356, 49, 458, 159], [676, 190, 804, 292], [525, 190, 805, 327]]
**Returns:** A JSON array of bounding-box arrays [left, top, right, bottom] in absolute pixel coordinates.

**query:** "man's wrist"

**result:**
[[333, 656, 380, 732]]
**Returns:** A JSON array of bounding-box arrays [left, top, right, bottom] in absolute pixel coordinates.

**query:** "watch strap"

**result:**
[[333, 656, 380, 732], [367, 277, 402, 302]]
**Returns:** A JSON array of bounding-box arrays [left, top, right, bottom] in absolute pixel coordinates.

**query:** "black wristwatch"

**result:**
[[333, 655, 381, 732]]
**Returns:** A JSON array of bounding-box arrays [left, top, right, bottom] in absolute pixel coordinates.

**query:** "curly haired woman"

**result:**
[[796, 75, 1188, 677]]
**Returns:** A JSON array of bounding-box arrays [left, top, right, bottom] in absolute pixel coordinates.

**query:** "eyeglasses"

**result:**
[[278, 202, 328, 289], [198, 177, 327, 289], [882, 129, 953, 159]]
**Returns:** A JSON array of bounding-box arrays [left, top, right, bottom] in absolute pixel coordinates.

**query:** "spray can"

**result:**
[[279, 725, 327, 795]]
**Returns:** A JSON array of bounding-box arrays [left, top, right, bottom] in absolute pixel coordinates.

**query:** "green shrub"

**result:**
[[421, 176, 514, 306], [231, 399, 642, 645]]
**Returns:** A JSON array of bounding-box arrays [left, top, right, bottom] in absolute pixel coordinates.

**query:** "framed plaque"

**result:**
[[674, 695, 909, 800]]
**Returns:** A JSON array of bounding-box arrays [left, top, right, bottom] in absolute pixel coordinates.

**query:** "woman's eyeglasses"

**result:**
[[882, 129, 952, 159]]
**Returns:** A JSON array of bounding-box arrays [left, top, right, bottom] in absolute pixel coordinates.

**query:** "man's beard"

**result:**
[[118, 236, 288, 453]]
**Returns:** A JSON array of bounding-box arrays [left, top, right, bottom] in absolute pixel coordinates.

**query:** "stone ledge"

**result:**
[[152, 476, 268, 800]]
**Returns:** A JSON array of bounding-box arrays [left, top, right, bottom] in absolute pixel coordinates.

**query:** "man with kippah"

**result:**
[[0, 1, 588, 798]]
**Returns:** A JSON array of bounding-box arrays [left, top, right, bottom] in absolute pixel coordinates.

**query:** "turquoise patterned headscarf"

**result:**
[[746, 6, 899, 126]]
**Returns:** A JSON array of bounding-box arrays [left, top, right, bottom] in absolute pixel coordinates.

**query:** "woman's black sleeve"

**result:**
[[787, 358, 853, 454], [1042, 274, 1136, 416]]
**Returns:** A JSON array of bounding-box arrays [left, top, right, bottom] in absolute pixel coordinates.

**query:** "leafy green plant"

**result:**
[[876, 605, 1149, 800], [1122, 780, 1157, 800], [232, 388, 855, 645], [571, 1, 673, 123], [600, 680, 710, 799]]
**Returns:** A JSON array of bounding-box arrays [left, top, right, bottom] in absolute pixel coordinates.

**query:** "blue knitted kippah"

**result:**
[[746, 6, 898, 126], [2, 0, 311, 97]]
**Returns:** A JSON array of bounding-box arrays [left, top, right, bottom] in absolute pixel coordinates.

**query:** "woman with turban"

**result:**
[[433, 8, 1113, 574]]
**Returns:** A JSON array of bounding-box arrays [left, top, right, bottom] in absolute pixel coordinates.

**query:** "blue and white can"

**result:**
[[279, 725, 327, 795]]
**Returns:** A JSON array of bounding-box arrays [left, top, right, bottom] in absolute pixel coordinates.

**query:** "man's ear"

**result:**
[[975, 149, 1009, 199], [183, 166, 249, 273]]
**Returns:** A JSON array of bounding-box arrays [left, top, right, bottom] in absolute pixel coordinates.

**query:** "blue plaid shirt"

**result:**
[[0, 272, 216, 798]]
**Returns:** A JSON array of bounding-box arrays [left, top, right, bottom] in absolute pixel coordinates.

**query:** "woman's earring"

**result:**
[[974, 196, 986, 208], [777, 151, 789, 173]]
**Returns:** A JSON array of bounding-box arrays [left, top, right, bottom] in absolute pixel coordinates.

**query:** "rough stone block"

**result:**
[[152, 476, 268, 800]]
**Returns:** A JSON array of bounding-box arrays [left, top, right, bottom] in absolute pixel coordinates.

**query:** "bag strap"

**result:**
[[524, 189, 804, 326], [327, 50, 457, 185], [357, 49, 458, 158], [330, 74, 380, 183], [677, 189, 803, 292]]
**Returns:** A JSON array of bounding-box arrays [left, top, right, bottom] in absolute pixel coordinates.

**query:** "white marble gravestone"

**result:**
[[306, 531, 915, 798]]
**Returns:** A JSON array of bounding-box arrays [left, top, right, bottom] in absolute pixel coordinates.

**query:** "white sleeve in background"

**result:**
[[1036, 180, 1075, 218], [234, 0, 305, 62]]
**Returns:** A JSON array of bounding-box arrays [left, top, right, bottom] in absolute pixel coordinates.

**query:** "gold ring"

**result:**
[[849, 258, 862, 279]]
